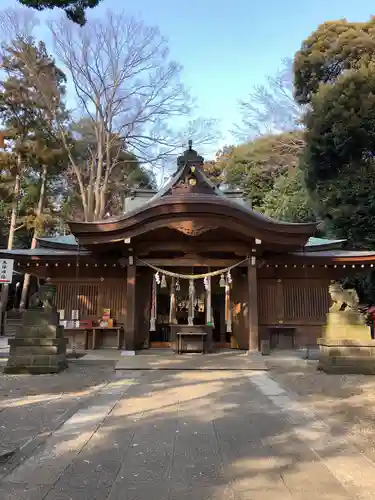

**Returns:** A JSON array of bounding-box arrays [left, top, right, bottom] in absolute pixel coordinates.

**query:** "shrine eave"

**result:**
[[0, 248, 90, 260], [280, 250, 375, 264], [2, 244, 375, 267], [34, 235, 346, 251], [67, 196, 317, 247]]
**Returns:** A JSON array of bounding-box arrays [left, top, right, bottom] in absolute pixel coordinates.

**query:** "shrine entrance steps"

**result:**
[[114, 349, 268, 371]]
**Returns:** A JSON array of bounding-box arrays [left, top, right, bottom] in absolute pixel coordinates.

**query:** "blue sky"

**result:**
[[2, 0, 375, 157]]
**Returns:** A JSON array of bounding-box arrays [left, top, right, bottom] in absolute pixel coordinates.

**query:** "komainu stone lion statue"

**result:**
[[329, 282, 359, 312], [29, 291, 43, 309], [29, 286, 55, 310]]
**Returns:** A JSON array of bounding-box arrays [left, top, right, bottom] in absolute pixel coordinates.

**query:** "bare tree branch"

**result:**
[[234, 57, 305, 140], [49, 12, 190, 157], [0, 7, 39, 51], [46, 10, 218, 220]]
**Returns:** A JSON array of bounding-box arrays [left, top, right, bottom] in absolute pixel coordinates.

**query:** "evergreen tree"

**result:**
[[17, 0, 102, 25], [0, 36, 68, 309], [294, 18, 375, 246]]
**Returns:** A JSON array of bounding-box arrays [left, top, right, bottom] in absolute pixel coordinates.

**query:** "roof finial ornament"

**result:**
[[177, 139, 204, 168]]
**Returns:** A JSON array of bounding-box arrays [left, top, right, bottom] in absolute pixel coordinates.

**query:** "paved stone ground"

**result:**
[[115, 350, 267, 370], [0, 361, 116, 457], [1, 367, 375, 499]]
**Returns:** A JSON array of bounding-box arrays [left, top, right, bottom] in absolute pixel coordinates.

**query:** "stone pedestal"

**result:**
[[318, 310, 375, 374], [318, 338, 375, 374], [4, 307, 68, 374]]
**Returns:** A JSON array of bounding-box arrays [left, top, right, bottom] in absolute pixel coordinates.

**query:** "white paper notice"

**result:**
[[0, 259, 14, 284]]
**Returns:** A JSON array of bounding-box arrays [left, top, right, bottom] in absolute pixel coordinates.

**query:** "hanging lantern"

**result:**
[[219, 274, 225, 287], [203, 276, 209, 290], [176, 278, 180, 291], [161, 274, 167, 288], [155, 272, 161, 285], [227, 270, 232, 285]]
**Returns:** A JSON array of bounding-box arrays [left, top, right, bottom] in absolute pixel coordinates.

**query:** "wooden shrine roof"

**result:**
[[66, 142, 317, 248]]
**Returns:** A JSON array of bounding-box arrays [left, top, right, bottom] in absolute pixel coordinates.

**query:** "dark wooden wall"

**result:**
[[53, 278, 127, 349], [258, 266, 330, 347], [52, 264, 332, 350], [54, 279, 127, 322]]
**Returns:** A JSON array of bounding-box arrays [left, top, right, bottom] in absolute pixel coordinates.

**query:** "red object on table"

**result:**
[[79, 320, 93, 329]]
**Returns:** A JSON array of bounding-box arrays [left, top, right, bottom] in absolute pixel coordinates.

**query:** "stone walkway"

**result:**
[[1, 369, 374, 499], [115, 350, 267, 370]]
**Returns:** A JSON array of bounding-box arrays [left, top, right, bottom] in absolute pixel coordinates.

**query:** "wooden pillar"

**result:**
[[225, 281, 232, 333], [248, 259, 259, 352], [169, 277, 177, 324], [205, 276, 211, 325], [150, 275, 157, 332], [188, 279, 194, 326], [124, 263, 136, 350], [220, 294, 226, 343]]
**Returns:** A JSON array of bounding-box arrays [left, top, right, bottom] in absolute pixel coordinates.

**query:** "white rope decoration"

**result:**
[[138, 257, 249, 280]]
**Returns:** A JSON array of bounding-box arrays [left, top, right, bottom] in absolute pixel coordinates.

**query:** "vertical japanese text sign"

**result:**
[[0, 259, 14, 284]]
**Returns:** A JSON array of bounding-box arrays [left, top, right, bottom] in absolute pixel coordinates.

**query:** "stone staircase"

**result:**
[[4, 310, 23, 337]]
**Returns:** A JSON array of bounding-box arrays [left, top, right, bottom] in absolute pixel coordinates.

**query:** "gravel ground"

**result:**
[[268, 359, 375, 462], [0, 361, 116, 456]]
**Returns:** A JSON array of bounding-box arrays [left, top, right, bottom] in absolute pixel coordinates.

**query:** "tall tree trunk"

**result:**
[[98, 134, 112, 220], [19, 164, 47, 310], [0, 153, 21, 334], [94, 130, 104, 221]]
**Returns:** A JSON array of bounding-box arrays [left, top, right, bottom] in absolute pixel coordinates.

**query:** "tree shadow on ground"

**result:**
[[1, 364, 374, 499], [268, 359, 375, 463], [0, 361, 117, 454]]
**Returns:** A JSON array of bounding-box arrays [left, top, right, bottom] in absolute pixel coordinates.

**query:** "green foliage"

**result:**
[[304, 68, 375, 185], [295, 20, 375, 248], [294, 17, 375, 105], [209, 132, 314, 222], [261, 167, 316, 222], [0, 36, 69, 244], [0, 34, 156, 230], [294, 16, 375, 302], [203, 146, 233, 186], [17, 0, 102, 25]]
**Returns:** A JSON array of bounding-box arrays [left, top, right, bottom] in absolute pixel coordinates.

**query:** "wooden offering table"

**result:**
[[84, 326, 124, 350], [170, 325, 213, 354], [176, 331, 208, 354], [63, 325, 124, 350]]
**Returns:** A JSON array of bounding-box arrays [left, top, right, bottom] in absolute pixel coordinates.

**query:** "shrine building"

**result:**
[[2, 142, 375, 352]]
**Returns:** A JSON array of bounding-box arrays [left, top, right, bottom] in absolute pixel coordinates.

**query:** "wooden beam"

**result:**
[[136, 258, 247, 267], [135, 241, 252, 255]]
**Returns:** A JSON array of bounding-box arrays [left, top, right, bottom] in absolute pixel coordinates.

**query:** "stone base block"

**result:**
[[4, 353, 68, 374], [5, 305, 68, 374], [324, 312, 370, 341], [15, 324, 64, 339], [21, 309, 59, 327], [317, 338, 375, 374]]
